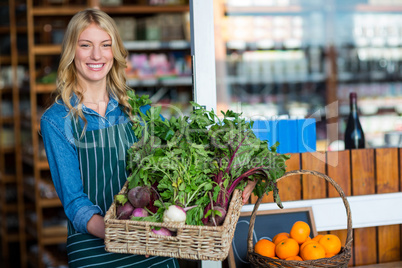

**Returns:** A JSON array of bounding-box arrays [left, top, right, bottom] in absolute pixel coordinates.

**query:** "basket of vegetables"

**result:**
[[247, 170, 353, 267], [104, 93, 290, 261]]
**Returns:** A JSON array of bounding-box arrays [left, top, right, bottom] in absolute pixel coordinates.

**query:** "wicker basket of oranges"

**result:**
[[247, 170, 353, 268]]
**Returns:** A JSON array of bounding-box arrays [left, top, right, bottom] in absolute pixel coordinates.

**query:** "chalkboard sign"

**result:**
[[228, 207, 317, 268]]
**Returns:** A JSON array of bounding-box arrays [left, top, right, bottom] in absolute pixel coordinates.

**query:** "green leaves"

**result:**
[[125, 91, 290, 225]]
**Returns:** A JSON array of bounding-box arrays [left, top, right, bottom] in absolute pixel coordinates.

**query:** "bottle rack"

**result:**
[[0, 0, 27, 267]]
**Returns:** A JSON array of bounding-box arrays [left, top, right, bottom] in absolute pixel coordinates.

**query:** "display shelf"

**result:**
[[124, 40, 190, 50], [32, 45, 61, 55], [127, 76, 192, 87], [32, 6, 89, 16], [0, 174, 17, 184], [101, 4, 189, 14], [35, 83, 56, 94], [0, 0, 26, 267]]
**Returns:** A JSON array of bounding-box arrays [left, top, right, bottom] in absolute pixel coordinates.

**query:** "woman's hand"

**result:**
[[242, 180, 257, 204]]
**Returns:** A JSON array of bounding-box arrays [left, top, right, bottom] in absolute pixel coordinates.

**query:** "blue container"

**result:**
[[251, 118, 316, 154]]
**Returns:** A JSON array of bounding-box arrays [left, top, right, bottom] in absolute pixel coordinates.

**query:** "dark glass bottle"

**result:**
[[344, 92, 365, 149]]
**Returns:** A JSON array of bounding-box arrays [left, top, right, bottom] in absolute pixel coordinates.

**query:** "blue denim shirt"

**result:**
[[41, 95, 144, 234]]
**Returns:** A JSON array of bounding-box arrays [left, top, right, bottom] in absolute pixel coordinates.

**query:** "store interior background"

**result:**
[[1, 0, 402, 267]]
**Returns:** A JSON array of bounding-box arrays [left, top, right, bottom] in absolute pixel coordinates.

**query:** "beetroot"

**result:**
[[128, 186, 151, 208], [117, 201, 135, 220]]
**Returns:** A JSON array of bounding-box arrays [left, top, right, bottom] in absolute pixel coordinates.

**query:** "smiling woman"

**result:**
[[40, 8, 180, 268]]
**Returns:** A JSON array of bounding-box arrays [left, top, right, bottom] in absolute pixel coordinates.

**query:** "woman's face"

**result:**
[[74, 23, 114, 87]]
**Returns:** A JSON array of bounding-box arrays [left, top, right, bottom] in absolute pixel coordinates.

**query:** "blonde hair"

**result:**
[[56, 8, 132, 131]]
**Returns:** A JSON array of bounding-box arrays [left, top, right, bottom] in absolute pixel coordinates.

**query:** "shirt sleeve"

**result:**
[[40, 116, 103, 234]]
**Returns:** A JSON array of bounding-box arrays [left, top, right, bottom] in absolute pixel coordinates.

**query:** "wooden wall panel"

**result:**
[[351, 149, 377, 266], [376, 148, 399, 194], [327, 150, 351, 197], [301, 152, 326, 200], [327, 150, 352, 265], [378, 225, 400, 263], [257, 153, 301, 204], [376, 148, 400, 263]]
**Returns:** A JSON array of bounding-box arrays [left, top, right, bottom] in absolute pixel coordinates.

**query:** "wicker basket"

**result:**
[[247, 170, 353, 268], [104, 181, 244, 261]]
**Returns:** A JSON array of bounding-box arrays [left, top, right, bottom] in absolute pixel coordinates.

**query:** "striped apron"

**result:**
[[67, 116, 179, 268]]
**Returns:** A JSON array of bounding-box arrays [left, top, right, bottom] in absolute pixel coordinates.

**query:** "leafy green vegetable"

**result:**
[[125, 91, 290, 226]]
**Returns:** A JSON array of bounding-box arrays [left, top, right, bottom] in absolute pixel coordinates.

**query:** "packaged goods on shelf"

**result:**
[[99, 0, 122, 6], [1, 100, 13, 117], [1, 126, 15, 147], [0, 65, 25, 88], [126, 51, 191, 80], [136, 14, 187, 41], [114, 17, 136, 41]]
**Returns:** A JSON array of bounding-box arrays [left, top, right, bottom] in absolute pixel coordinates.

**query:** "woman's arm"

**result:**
[[87, 214, 105, 239], [41, 113, 103, 234]]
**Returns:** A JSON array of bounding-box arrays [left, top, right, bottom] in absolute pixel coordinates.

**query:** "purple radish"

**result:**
[[152, 227, 172, 236], [131, 207, 149, 218], [116, 201, 135, 220]]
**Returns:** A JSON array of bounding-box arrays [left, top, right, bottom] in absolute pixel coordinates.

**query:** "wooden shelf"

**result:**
[[0, 55, 12, 64], [0, 145, 16, 154], [101, 5, 189, 14], [0, 229, 20, 242], [26, 221, 67, 245], [22, 155, 49, 170], [35, 83, 57, 94], [0, 174, 17, 183], [0, 116, 15, 124], [0, 86, 13, 94], [32, 44, 61, 55], [32, 6, 89, 16], [40, 198, 62, 208]]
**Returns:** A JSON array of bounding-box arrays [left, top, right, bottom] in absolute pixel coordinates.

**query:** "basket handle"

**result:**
[[247, 169, 353, 255]]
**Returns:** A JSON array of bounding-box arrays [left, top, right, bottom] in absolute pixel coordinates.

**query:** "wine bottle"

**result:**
[[344, 92, 365, 149]]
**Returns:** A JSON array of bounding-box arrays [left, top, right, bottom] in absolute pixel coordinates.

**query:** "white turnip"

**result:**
[[128, 186, 151, 208], [163, 205, 187, 225]]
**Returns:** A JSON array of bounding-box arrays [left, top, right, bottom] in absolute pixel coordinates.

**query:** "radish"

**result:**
[[128, 186, 151, 208], [152, 227, 172, 236], [131, 207, 149, 218], [116, 201, 135, 220]]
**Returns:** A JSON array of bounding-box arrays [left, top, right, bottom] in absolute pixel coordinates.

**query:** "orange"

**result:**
[[300, 241, 325, 260], [300, 239, 315, 251], [326, 253, 336, 258], [318, 234, 342, 255], [272, 232, 289, 245], [275, 238, 300, 260], [312, 234, 323, 242], [285, 255, 303, 261], [290, 221, 311, 244], [254, 239, 276, 258]]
